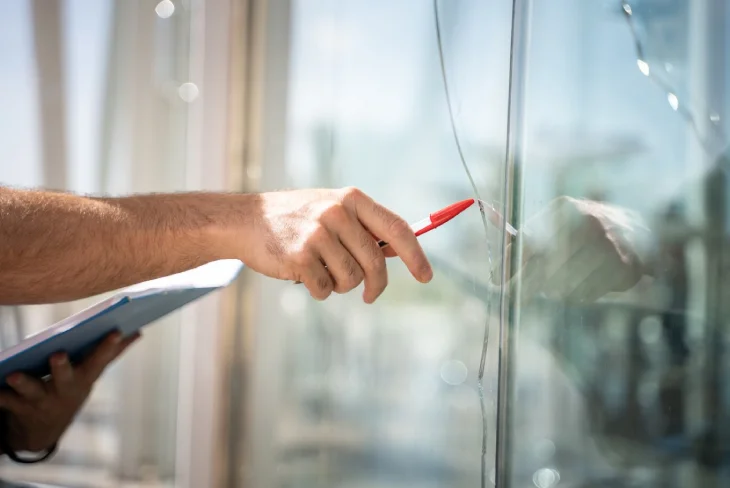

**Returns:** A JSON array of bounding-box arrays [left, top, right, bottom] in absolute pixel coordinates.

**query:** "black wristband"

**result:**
[[0, 409, 57, 464]]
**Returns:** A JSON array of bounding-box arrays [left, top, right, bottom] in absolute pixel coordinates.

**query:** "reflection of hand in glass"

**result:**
[[508, 196, 649, 303]]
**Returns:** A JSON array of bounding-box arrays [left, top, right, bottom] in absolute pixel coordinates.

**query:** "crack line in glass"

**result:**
[[620, 0, 726, 156], [433, 2, 496, 487]]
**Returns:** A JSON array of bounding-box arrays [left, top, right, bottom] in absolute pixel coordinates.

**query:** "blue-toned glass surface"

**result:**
[[500, 1, 730, 487]]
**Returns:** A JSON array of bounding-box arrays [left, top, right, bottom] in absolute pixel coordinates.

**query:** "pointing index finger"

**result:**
[[350, 193, 433, 283]]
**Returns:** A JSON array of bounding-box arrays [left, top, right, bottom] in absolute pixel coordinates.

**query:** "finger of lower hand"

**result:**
[[49, 353, 75, 392], [109, 333, 142, 362], [316, 234, 365, 294], [6, 374, 46, 402], [79, 331, 125, 384], [348, 192, 432, 283]]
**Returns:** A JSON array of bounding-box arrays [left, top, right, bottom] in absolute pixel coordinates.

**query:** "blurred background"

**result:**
[[0, 0, 729, 487]]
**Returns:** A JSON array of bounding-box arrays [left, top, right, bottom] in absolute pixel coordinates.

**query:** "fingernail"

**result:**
[[422, 266, 434, 282], [53, 354, 68, 366], [363, 290, 378, 304], [8, 375, 22, 385], [111, 333, 123, 344]]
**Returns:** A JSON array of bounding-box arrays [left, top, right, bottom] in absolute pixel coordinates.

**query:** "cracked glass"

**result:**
[[498, 1, 730, 487]]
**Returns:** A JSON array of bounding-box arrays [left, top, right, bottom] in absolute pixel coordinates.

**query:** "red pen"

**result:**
[[378, 198, 517, 248], [376, 198, 476, 248]]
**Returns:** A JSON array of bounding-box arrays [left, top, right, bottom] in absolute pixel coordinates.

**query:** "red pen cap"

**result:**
[[413, 198, 475, 237], [430, 198, 475, 226]]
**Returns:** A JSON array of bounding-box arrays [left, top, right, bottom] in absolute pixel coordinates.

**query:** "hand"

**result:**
[[507, 197, 649, 304], [240, 188, 433, 303], [0, 332, 140, 453]]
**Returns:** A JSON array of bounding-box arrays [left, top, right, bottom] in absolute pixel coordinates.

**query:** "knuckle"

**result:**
[[343, 256, 362, 279], [358, 230, 379, 255], [291, 248, 315, 267], [307, 225, 331, 245], [319, 204, 349, 225], [387, 217, 412, 239], [364, 254, 386, 274], [341, 186, 363, 201], [370, 201, 391, 221]]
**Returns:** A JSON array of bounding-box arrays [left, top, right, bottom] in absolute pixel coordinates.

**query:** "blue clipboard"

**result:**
[[0, 259, 244, 387]]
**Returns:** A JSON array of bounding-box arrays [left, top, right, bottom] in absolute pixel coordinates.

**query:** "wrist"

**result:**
[[0, 410, 57, 464], [201, 192, 261, 262]]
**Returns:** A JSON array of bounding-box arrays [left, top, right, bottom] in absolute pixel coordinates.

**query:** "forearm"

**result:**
[[0, 187, 253, 305]]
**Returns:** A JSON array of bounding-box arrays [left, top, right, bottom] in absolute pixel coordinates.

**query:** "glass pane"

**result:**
[[246, 0, 514, 487], [501, 1, 730, 487]]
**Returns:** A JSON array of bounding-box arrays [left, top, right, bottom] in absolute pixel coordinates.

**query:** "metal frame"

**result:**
[[687, 0, 728, 474], [495, 0, 532, 486]]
